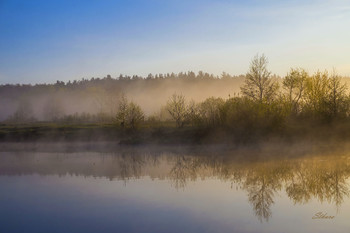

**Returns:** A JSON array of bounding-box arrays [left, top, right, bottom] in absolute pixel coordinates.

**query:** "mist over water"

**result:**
[[0, 144, 349, 233], [0, 144, 350, 229], [2, 1, 350, 232]]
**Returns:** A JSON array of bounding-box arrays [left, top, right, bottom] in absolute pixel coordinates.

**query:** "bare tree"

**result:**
[[241, 54, 279, 102], [166, 93, 187, 128]]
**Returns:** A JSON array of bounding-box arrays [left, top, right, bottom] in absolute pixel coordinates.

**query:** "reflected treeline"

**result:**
[[1, 149, 350, 222]]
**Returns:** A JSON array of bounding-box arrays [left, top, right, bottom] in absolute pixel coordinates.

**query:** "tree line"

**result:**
[[143, 54, 350, 136], [0, 70, 245, 122], [3, 54, 350, 140]]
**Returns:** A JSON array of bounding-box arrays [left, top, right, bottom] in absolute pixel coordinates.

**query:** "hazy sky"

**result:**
[[0, 0, 349, 84]]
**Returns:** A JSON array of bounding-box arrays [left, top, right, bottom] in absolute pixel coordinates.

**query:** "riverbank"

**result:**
[[1, 121, 350, 146]]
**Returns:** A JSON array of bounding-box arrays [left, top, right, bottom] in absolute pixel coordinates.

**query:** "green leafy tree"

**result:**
[[199, 97, 225, 127], [116, 93, 128, 128], [126, 102, 145, 129], [303, 71, 331, 120], [326, 70, 348, 119], [116, 94, 144, 129], [282, 68, 308, 114], [186, 100, 201, 126]]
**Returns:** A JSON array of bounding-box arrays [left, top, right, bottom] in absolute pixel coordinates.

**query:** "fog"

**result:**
[[0, 73, 245, 121], [1, 141, 350, 223]]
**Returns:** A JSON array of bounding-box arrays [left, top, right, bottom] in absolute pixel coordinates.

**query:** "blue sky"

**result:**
[[0, 0, 349, 84]]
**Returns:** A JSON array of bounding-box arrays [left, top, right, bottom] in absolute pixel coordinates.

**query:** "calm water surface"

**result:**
[[0, 145, 349, 233]]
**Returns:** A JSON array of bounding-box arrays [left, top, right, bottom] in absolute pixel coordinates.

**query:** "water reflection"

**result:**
[[1, 148, 350, 222]]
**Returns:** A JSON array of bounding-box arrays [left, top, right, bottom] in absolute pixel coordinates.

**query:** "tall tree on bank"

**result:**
[[241, 54, 279, 103]]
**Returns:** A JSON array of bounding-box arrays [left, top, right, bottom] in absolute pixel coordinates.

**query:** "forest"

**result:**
[[1, 54, 350, 144]]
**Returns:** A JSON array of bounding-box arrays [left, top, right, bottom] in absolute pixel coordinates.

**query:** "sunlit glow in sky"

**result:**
[[0, 0, 349, 84]]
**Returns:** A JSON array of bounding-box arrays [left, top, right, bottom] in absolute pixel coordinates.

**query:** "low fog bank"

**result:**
[[0, 72, 245, 121], [3, 57, 350, 147], [2, 70, 350, 125]]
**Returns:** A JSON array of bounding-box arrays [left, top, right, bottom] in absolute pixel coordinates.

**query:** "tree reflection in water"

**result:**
[[1, 148, 350, 222]]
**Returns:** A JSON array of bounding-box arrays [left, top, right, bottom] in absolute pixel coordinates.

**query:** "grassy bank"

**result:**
[[1, 121, 350, 145]]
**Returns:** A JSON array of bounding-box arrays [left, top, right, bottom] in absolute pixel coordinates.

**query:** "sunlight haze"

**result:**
[[0, 0, 349, 84]]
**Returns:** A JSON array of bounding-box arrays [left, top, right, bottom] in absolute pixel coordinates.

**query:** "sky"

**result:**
[[0, 0, 350, 84]]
